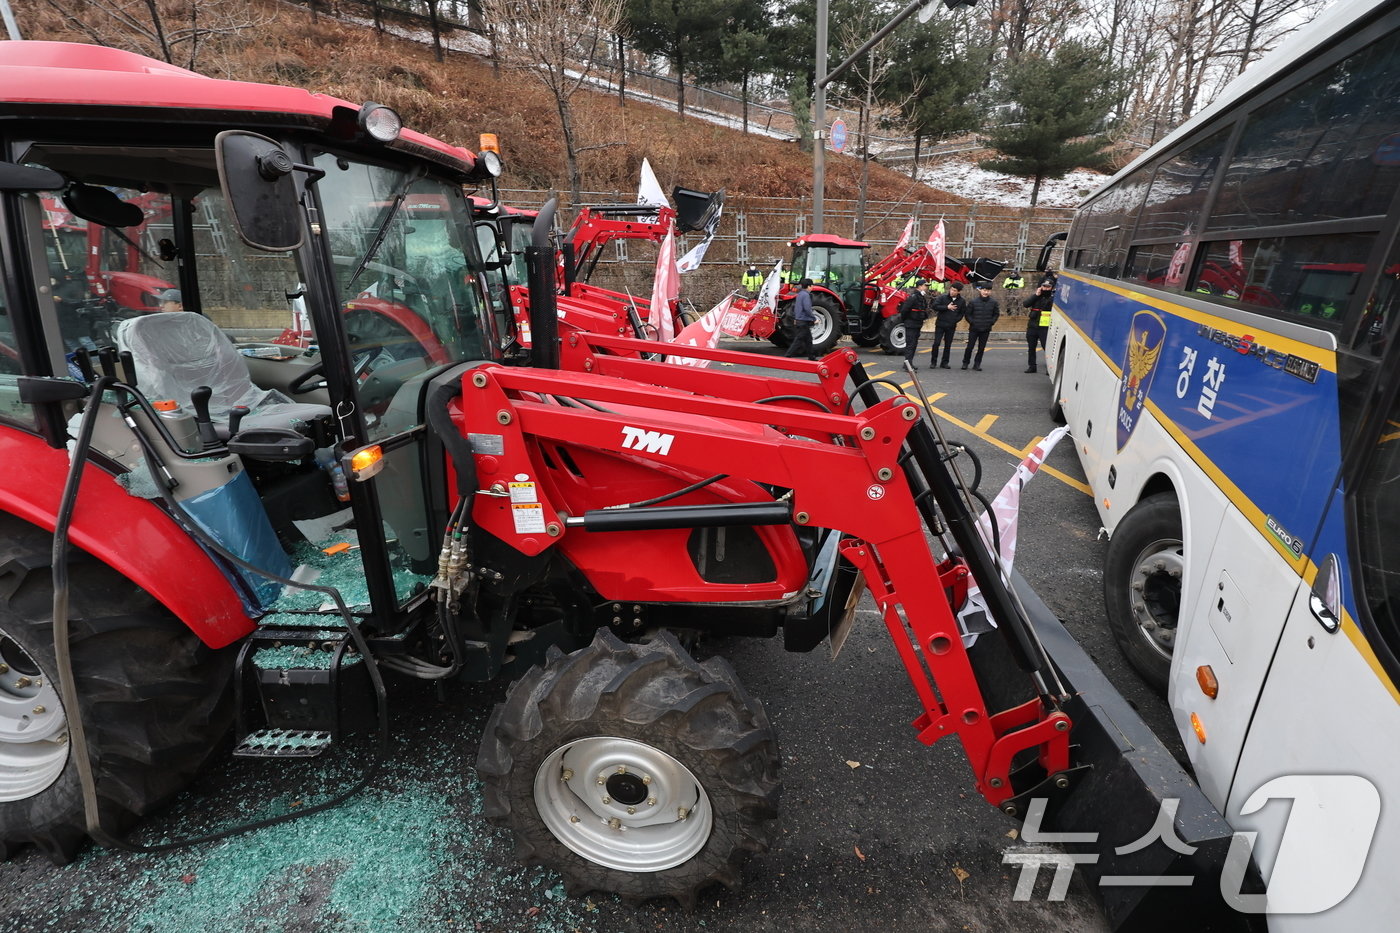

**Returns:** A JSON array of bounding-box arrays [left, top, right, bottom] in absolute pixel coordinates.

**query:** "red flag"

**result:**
[[926, 220, 946, 281], [648, 230, 679, 342], [895, 216, 915, 252], [667, 295, 737, 368]]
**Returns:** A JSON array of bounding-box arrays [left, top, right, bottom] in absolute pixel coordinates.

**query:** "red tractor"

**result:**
[[757, 233, 1006, 356], [0, 42, 1237, 928]]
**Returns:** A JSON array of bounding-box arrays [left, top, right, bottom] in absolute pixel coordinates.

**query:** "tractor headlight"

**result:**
[[358, 103, 402, 143], [479, 150, 504, 177]]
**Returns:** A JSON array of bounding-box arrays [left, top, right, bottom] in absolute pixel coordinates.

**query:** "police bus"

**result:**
[[1045, 0, 1400, 925]]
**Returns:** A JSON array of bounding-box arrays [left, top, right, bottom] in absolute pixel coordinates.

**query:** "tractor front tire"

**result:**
[[767, 301, 792, 348], [808, 293, 843, 355], [477, 629, 780, 907], [0, 514, 234, 863], [879, 316, 909, 355]]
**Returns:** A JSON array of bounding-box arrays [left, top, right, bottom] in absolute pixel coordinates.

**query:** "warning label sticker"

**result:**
[[511, 502, 546, 534], [509, 482, 538, 503]]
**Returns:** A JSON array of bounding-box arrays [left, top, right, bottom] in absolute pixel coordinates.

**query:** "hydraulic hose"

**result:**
[[50, 380, 391, 854]]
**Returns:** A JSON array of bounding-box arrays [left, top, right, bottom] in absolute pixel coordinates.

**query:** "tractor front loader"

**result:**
[[0, 42, 1242, 931]]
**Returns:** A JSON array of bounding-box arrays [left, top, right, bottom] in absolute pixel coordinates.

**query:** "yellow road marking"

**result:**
[[973, 414, 999, 433]]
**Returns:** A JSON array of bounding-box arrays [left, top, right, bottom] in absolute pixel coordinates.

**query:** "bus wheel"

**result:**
[[0, 513, 233, 863], [477, 629, 780, 907], [1103, 494, 1181, 694]]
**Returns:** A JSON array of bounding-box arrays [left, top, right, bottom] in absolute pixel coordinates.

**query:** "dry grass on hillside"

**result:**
[[25, 0, 968, 206]]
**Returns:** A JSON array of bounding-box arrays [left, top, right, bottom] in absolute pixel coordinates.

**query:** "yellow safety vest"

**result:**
[[1004, 276, 1025, 289], [1038, 307, 1052, 327], [929, 280, 947, 294]]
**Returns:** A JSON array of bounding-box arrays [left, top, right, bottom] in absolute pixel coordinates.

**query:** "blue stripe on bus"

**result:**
[[1062, 277, 1343, 566]]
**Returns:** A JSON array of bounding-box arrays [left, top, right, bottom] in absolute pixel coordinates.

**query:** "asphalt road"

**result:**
[[0, 335, 1178, 933]]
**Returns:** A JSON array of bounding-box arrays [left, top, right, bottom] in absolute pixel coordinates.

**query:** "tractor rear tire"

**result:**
[[1103, 494, 1181, 695], [879, 316, 909, 355], [477, 629, 780, 907], [767, 301, 792, 348], [0, 513, 234, 864], [851, 331, 881, 348]]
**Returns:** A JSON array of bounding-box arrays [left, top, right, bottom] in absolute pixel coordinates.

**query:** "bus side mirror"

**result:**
[[215, 130, 304, 253]]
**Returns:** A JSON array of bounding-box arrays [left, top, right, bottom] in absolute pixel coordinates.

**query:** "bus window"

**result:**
[[1136, 129, 1228, 242], [1208, 38, 1400, 231], [1353, 383, 1400, 661], [1189, 233, 1374, 324]]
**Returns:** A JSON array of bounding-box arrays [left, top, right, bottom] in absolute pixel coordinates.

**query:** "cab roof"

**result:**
[[0, 41, 476, 175], [790, 233, 869, 249]]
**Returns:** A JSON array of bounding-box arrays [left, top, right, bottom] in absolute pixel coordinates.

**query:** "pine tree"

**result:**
[[623, 0, 735, 116], [979, 40, 1120, 205]]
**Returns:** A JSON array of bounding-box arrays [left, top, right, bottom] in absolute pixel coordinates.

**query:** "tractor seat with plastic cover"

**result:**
[[116, 311, 331, 440]]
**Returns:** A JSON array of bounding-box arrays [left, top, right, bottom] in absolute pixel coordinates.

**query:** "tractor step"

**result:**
[[233, 626, 373, 755], [233, 728, 332, 758]]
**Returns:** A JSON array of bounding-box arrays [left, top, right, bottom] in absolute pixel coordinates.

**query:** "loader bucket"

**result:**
[[968, 574, 1256, 932], [672, 186, 724, 234]]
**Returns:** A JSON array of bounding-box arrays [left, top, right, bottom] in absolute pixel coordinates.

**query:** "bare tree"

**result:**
[[483, 0, 624, 205], [42, 0, 269, 69]]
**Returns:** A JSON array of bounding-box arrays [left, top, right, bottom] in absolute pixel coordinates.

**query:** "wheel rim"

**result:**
[[811, 306, 835, 346], [0, 627, 69, 802], [889, 322, 907, 351], [1126, 537, 1183, 661], [533, 735, 713, 872]]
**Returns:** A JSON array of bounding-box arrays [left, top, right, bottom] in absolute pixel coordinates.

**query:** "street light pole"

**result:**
[[812, 0, 972, 231], [812, 0, 829, 234]]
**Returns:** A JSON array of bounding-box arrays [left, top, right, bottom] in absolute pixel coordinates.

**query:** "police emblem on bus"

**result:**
[[1116, 310, 1166, 451]]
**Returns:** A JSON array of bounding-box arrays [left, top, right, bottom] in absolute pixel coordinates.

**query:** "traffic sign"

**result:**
[[830, 118, 847, 152]]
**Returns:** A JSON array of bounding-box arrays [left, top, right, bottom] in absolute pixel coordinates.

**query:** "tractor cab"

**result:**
[[787, 234, 867, 319]]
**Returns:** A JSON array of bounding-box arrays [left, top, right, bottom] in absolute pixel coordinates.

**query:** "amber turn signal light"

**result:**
[[1190, 712, 1207, 744], [1196, 665, 1219, 699]]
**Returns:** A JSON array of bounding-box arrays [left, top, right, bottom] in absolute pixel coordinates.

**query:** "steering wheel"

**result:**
[[288, 360, 328, 395]]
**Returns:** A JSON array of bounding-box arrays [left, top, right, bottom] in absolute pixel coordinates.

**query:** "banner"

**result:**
[[957, 425, 1071, 638], [926, 220, 946, 282], [648, 229, 679, 342], [667, 294, 738, 368], [895, 216, 915, 252]]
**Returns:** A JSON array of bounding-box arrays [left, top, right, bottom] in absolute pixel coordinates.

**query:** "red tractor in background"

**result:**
[[471, 187, 723, 353], [755, 233, 1006, 356], [39, 193, 176, 349]]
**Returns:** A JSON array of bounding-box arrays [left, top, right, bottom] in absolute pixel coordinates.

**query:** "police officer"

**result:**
[[1023, 280, 1053, 373], [742, 264, 763, 293], [928, 278, 947, 295], [961, 284, 1000, 371], [897, 279, 931, 366], [930, 283, 965, 369], [1003, 270, 1026, 290]]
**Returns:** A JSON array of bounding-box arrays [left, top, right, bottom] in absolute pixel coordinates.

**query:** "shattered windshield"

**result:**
[[313, 156, 492, 367]]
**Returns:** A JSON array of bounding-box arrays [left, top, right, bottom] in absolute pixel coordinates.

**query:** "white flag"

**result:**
[[637, 158, 668, 222], [753, 261, 783, 314], [677, 198, 724, 274], [676, 237, 712, 274], [648, 229, 679, 342], [957, 425, 1071, 639]]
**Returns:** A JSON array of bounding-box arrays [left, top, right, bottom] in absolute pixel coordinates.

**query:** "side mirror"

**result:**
[[215, 130, 304, 252]]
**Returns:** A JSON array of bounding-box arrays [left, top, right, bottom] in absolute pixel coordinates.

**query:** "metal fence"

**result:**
[[498, 188, 1074, 308]]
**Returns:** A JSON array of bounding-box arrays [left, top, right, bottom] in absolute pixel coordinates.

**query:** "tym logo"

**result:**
[[620, 426, 674, 456]]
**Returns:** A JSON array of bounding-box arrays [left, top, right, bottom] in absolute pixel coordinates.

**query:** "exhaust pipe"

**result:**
[[525, 197, 559, 369]]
